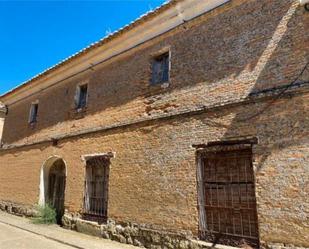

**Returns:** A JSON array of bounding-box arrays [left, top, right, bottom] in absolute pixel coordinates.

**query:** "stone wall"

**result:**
[[0, 199, 308, 249], [62, 212, 197, 249], [0, 200, 37, 217]]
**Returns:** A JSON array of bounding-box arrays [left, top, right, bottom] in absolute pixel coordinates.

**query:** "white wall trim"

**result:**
[[38, 155, 68, 206], [81, 152, 116, 165]]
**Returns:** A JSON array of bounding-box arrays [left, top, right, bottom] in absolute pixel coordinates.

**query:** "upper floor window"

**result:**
[[29, 103, 39, 124], [75, 84, 88, 109], [151, 52, 170, 85]]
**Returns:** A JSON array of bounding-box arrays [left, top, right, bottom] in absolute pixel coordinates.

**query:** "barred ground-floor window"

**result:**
[[83, 155, 110, 223], [197, 144, 259, 248]]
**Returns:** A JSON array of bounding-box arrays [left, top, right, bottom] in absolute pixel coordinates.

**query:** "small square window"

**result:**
[[151, 52, 170, 85], [29, 103, 38, 124], [75, 84, 88, 109]]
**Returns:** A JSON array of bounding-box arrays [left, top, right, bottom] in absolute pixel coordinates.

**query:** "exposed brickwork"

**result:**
[[1, 92, 308, 247], [2, 0, 308, 146], [0, 0, 308, 248]]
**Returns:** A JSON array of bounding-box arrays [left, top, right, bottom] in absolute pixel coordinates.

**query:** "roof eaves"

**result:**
[[0, 0, 178, 100]]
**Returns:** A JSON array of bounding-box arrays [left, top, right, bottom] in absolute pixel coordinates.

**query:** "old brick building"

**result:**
[[0, 0, 308, 248]]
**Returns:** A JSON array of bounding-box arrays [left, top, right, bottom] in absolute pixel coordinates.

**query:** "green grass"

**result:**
[[31, 204, 56, 224]]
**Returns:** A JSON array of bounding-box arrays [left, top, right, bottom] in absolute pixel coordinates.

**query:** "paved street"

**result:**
[[0, 222, 73, 249], [0, 211, 138, 249]]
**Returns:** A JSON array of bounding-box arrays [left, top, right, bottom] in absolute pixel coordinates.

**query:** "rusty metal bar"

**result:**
[[83, 156, 109, 221], [199, 149, 259, 247]]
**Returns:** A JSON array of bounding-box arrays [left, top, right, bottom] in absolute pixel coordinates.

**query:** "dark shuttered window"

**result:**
[[75, 84, 88, 109], [29, 103, 39, 124], [151, 52, 170, 84]]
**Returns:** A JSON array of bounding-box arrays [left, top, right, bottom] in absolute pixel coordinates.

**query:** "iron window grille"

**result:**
[[197, 147, 259, 248], [83, 156, 109, 223]]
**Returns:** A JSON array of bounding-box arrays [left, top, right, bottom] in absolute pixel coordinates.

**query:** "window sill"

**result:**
[[28, 122, 37, 129], [82, 213, 107, 224], [70, 107, 88, 119], [150, 81, 170, 89], [146, 82, 170, 97], [76, 107, 87, 113]]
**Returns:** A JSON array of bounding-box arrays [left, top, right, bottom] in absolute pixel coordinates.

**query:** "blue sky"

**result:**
[[0, 0, 166, 95]]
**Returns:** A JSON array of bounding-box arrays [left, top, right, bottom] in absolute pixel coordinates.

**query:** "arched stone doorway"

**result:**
[[39, 156, 66, 224]]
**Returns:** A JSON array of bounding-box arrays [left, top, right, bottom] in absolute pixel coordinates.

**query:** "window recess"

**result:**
[[83, 156, 110, 223], [197, 145, 259, 248], [75, 84, 88, 110], [29, 103, 39, 124], [151, 51, 170, 85]]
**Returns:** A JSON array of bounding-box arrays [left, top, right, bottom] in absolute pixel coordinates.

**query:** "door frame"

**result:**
[[196, 141, 260, 247], [39, 156, 67, 217]]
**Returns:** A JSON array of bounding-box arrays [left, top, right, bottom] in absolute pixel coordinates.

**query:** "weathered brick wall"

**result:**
[[0, 0, 308, 247], [0, 92, 308, 246], [1, 0, 308, 146]]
